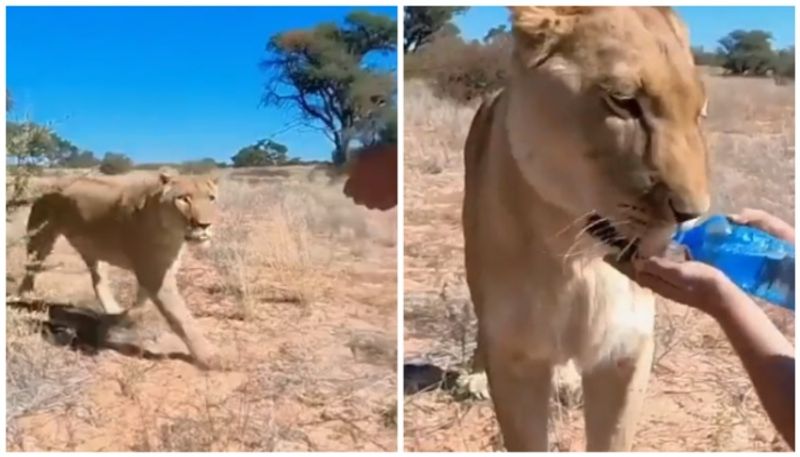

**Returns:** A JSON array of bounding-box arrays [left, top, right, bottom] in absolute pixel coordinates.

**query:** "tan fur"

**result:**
[[19, 171, 223, 370], [463, 7, 710, 451]]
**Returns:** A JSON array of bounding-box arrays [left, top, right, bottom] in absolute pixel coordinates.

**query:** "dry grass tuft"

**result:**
[[6, 309, 92, 448]]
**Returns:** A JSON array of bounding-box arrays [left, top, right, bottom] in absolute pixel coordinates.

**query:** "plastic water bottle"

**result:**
[[671, 214, 795, 310]]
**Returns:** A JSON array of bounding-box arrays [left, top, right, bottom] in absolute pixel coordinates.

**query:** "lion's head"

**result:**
[[505, 6, 710, 259], [157, 172, 219, 244]]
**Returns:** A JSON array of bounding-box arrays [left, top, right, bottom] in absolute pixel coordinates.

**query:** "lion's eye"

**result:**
[[209, 195, 216, 202], [603, 93, 643, 119], [178, 195, 191, 203]]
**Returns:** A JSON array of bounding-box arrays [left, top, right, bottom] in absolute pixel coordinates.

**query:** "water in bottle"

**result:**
[[671, 214, 795, 310]]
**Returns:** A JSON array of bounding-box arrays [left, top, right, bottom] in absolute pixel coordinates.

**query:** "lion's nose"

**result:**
[[668, 198, 702, 223], [193, 221, 211, 229]]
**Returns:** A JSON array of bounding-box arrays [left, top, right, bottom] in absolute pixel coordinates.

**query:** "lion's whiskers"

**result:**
[[549, 209, 598, 241], [559, 212, 642, 267], [616, 236, 640, 262]]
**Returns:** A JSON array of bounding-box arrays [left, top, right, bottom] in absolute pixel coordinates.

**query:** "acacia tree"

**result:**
[[231, 139, 290, 167], [262, 11, 397, 165], [404, 7, 468, 53], [718, 30, 777, 75]]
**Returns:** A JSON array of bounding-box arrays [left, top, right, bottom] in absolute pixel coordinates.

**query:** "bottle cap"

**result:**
[[671, 216, 702, 243], [676, 217, 703, 232]]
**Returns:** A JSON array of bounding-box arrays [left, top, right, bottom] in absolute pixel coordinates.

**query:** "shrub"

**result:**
[[231, 140, 290, 167], [99, 152, 134, 175], [6, 122, 56, 208], [180, 158, 218, 175], [405, 35, 510, 104]]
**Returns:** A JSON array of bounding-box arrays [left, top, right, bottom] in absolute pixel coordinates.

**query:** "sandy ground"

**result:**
[[402, 77, 795, 452], [6, 166, 397, 451]]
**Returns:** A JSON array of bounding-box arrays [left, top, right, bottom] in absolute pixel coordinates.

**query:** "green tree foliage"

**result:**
[[691, 45, 724, 67], [404, 7, 468, 53], [718, 29, 778, 76], [483, 24, 510, 45], [262, 11, 397, 165], [6, 122, 60, 166], [61, 150, 100, 168], [99, 152, 134, 175], [47, 133, 93, 167], [775, 46, 795, 78], [231, 139, 291, 167], [697, 33, 793, 79], [7, 113, 86, 170], [6, 121, 59, 206]]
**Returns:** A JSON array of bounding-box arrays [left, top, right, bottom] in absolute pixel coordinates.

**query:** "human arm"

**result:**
[[633, 257, 795, 449]]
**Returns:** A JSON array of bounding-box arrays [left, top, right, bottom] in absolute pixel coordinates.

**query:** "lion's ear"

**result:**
[[159, 171, 173, 186], [508, 6, 590, 68]]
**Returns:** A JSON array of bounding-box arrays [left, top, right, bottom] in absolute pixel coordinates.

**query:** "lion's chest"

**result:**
[[482, 258, 655, 371]]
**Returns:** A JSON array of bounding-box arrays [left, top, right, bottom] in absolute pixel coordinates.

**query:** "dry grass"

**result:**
[[6, 311, 93, 449], [6, 165, 397, 451], [403, 75, 794, 451]]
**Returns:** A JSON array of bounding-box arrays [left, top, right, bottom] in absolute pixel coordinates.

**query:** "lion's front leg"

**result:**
[[582, 334, 654, 451], [85, 259, 124, 314], [481, 312, 553, 452], [137, 270, 220, 370], [486, 342, 553, 451], [453, 328, 490, 400]]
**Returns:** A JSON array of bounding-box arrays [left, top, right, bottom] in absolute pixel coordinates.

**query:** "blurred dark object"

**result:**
[[404, 358, 459, 394], [343, 144, 397, 211]]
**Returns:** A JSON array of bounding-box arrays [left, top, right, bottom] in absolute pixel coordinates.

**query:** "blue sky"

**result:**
[[7, 6, 397, 163], [455, 6, 795, 50]]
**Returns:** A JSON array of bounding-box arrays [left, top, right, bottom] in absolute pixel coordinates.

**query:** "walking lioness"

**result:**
[[462, 7, 710, 451], [19, 171, 223, 369]]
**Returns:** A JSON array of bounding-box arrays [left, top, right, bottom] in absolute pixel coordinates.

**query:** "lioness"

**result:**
[[18, 171, 223, 370], [462, 7, 710, 451]]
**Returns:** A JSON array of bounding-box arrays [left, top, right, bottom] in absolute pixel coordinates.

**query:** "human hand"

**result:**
[[343, 144, 397, 211], [729, 208, 795, 243], [632, 256, 742, 318]]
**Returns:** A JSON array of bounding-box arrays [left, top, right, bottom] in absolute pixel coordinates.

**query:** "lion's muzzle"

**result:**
[[185, 224, 212, 243]]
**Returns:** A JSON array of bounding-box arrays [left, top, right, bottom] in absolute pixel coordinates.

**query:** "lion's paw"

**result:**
[[455, 371, 490, 400]]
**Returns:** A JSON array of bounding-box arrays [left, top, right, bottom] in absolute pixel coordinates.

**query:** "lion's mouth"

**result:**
[[585, 213, 639, 262], [185, 232, 211, 243]]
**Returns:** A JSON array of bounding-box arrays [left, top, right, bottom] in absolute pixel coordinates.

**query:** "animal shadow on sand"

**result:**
[[403, 359, 460, 395], [7, 297, 198, 367]]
